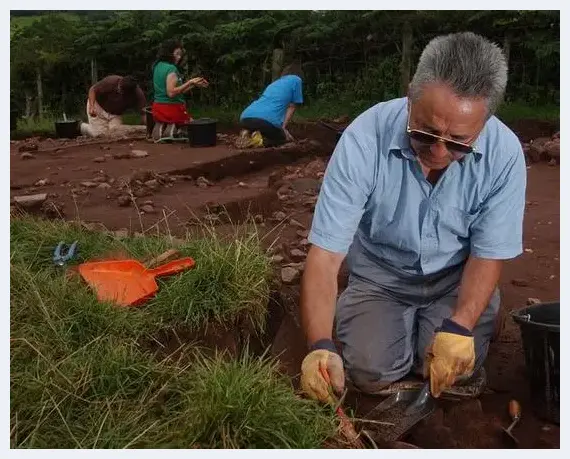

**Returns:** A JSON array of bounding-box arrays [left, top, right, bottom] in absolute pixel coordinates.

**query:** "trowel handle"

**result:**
[[509, 400, 522, 421], [149, 257, 195, 277]]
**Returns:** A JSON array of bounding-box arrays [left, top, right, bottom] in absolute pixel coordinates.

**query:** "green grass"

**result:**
[[11, 216, 335, 448], [497, 101, 560, 123]]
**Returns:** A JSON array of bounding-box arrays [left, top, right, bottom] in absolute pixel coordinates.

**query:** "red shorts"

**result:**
[[151, 102, 192, 125]]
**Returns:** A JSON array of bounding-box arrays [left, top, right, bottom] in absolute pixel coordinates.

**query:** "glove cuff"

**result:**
[[309, 338, 339, 355], [437, 318, 473, 337]]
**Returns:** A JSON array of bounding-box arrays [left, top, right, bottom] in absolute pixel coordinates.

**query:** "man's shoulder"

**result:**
[[481, 115, 524, 161], [345, 97, 407, 145]]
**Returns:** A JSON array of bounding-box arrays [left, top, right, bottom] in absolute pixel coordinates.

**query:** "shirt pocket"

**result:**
[[437, 206, 478, 240]]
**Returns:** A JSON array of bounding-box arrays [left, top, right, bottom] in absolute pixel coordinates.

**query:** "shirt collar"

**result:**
[[387, 99, 485, 159]]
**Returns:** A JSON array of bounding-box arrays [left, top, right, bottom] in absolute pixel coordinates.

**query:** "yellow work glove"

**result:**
[[424, 318, 475, 398], [300, 341, 345, 405]]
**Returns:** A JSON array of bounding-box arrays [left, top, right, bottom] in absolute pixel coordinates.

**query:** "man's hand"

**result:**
[[189, 77, 209, 88], [424, 318, 475, 397], [301, 348, 345, 405], [284, 128, 295, 142]]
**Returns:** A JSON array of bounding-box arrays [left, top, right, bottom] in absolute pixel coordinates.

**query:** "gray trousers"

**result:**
[[336, 253, 500, 394]]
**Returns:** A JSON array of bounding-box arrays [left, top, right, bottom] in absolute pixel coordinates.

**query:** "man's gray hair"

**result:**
[[409, 32, 508, 115]]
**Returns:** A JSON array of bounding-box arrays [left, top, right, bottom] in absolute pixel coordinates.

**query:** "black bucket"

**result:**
[[188, 118, 217, 147], [511, 302, 559, 424], [10, 109, 18, 132], [143, 106, 154, 138], [55, 120, 80, 139]]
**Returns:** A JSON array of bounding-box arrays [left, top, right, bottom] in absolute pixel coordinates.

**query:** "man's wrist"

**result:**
[[439, 317, 473, 336], [309, 338, 338, 354]]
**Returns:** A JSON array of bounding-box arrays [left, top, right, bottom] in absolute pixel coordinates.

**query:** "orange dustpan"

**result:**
[[78, 257, 195, 307]]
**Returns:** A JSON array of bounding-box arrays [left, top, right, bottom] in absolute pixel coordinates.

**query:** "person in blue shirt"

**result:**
[[237, 63, 304, 148], [299, 32, 526, 405]]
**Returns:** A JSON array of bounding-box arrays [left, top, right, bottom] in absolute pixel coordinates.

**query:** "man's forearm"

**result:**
[[300, 246, 343, 346], [451, 256, 503, 331], [283, 105, 296, 129]]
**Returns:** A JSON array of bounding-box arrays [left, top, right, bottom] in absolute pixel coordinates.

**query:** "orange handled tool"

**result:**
[[319, 362, 365, 447]]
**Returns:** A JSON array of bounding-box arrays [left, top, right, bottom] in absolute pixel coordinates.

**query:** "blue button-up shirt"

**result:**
[[309, 97, 526, 278]]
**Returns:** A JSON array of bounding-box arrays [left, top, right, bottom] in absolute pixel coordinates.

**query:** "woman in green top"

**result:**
[[151, 39, 208, 139]]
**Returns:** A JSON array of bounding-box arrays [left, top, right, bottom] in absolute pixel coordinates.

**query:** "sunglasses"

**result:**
[[406, 104, 475, 155]]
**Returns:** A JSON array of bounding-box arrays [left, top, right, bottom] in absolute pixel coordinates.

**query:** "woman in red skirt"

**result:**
[[151, 39, 208, 141]]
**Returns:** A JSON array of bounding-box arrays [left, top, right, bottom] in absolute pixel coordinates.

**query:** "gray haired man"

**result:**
[[300, 32, 526, 403]]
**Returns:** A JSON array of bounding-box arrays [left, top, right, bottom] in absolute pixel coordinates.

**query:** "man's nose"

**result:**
[[429, 139, 451, 159]]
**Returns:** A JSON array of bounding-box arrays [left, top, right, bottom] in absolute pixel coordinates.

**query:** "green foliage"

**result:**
[[10, 10, 559, 120]]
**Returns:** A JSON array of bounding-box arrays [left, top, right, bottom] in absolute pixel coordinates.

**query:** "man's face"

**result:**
[[408, 83, 487, 171]]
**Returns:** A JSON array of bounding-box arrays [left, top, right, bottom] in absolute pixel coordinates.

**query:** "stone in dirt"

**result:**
[[131, 149, 149, 158], [13, 193, 47, 208], [283, 261, 305, 271], [141, 204, 156, 214], [34, 178, 51, 187], [81, 181, 99, 188], [299, 238, 310, 247], [296, 229, 309, 238], [271, 254, 285, 263], [272, 211, 287, 221], [527, 297, 542, 306], [144, 179, 160, 190], [290, 177, 321, 194], [93, 176, 108, 183], [93, 156, 106, 163], [511, 278, 529, 287], [41, 200, 64, 218], [290, 248, 307, 261], [20, 152, 35, 160], [134, 188, 152, 198], [97, 183, 112, 189], [143, 200, 154, 206], [281, 266, 300, 284], [238, 181, 248, 188], [196, 176, 212, 188], [117, 195, 132, 207], [289, 218, 306, 229], [253, 214, 264, 223]]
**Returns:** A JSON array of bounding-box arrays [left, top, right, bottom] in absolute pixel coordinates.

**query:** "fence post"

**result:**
[[400, 21, 413, 97]]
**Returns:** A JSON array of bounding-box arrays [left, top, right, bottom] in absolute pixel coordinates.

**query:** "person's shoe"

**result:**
[[152, 122, 164, 142], [250, 130, 264, 148], [235, 129, 251, 149]]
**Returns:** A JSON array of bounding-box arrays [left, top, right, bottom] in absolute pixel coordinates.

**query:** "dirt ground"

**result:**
[[10, 119, 560, 448]]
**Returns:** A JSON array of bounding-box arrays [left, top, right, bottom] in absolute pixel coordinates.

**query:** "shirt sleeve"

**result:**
[[291, 77, 303, 104], [469, 146, 527, 259], [309, 129, 376, 254]]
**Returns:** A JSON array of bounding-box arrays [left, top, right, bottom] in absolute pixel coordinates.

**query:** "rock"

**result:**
[[289, 218, 306, 229], [268, 171, 284, 188], [131, 170, 153, 184], [281, 267, 300, 284], [41, 200, 64, 218], [290, 248, 307, 261], [299, 238, 310, 247], [277, 184, 292, 196], [296, 229, 309, 238], [143, 200, 154, 206], [524, 248, 534, 254], [253, 214, 264, 223], [20, 152, 35, 160], [141, 204, 156, 214], [13, 193, 47, 208], [18, 143, 39, 152], [93, 176, 108, 183], [303, 196, 318, 208], [117, 195, 131, 207], [511, 279, 529, 287], [196, 176, 212, 188], [112, 152, 132, 160], [271, 254, 285, 263], [543, 138, 560, 159], [548, 158, 557, 166], [283, 261, 305, 271], [308, 139, 322, 149], [527, 137, 551, 163], [145, 179, 160, 190], [290, 177, 321, 194], [527, 297, 542, 306], [80, 181, 99, 188], [131, 149, 149, 158], [97, 183, 112, 189], [238, 181, 248, 188], [100, 145, 111, 150], [114, 228, 129, 239], [34, 178, 51, 187], [93, 156, 106, 163], [272, 211, 287, 221]]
